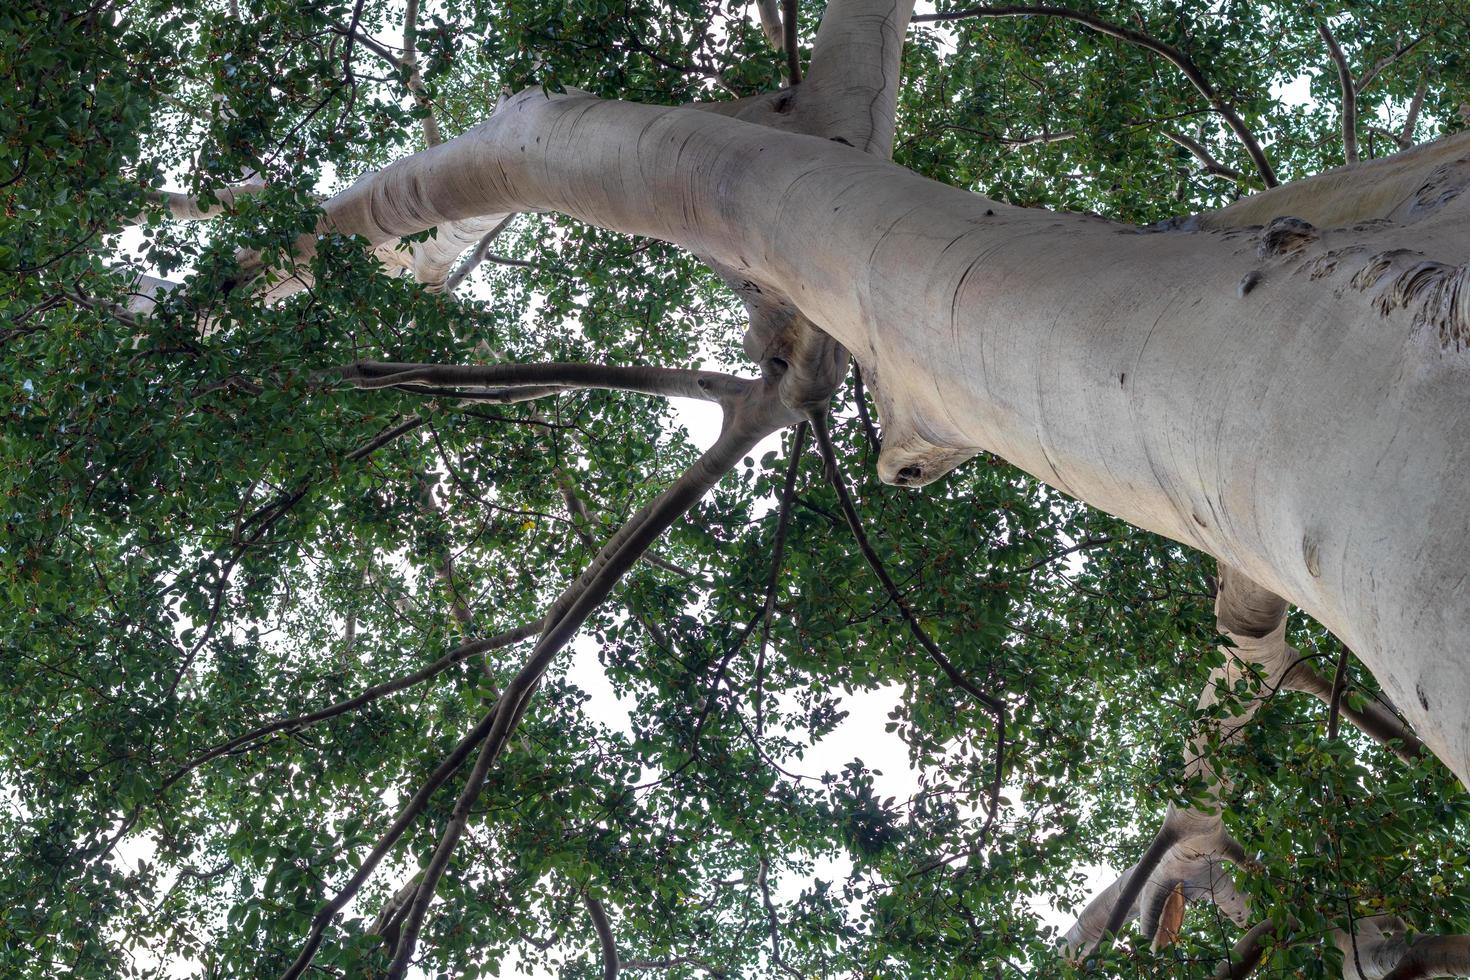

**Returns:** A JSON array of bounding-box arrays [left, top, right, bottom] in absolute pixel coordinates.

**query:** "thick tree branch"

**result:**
[[1211, 917, 1294, 979], [442, 216, 514, 292], [912, 5, 1278, 186], [782, 0, 800, 83], [401, 0, 441, 146], [128, 181, 268, 224], [756, 0, 785, 51], [584, 895, 620, 980]]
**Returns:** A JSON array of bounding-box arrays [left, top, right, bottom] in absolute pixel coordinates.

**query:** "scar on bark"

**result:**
[[1350, 249, 1470, 350]]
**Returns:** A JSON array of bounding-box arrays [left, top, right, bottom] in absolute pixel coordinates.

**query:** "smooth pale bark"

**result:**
[[1335, 915, 1470, 980], [309, 87, 1470, 787]]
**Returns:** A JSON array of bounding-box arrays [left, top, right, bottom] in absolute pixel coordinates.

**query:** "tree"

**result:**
[[3, 0, 1469, 976]]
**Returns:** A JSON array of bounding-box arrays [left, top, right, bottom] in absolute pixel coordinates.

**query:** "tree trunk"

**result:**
[[308, 68, 1470, 787]]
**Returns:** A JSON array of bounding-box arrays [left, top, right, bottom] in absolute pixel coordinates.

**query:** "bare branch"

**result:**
[[757, 859, 803, 980], [376, 392, 797, 978], [1318, 21, 1358, 164], [443, 216, 514, 293], [1355, 37, 1424, 96], [808, 415, 1003, 716], [336, 360, 752, 405], [851, 365, 882, 458], [911, 5, 1278, 186], [808, 412, 1007, 851]]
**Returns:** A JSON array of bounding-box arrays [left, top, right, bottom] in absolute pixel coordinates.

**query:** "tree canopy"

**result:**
[[2, 0, 1468, 977]]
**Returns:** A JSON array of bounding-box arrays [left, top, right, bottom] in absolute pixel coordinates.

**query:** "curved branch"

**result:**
[[1318, 22, 1358, 164], [754, 421, 807, 735], [162, 621, 541, 792], [442, 216, 514, 292], [911, 5, 1277, 186], [1211, 917, 1295, 979], [808, 412, 1008, 849]]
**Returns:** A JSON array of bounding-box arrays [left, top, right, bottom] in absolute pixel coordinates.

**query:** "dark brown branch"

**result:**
[[1355, 37, 1424, 95], [1099, 822, 1181, 943], [1318, 22, 1358, 164], [911, 5, 1278, 186], [808, 412, 1007, 849], [278, 694, 515, 980], [807, 415, 1002, 716], [851, 365, 882, 459], [1326, 644, 1351, 740], [163, 622, 540, 793], [754, 422, 807, 735], [337, 360, 751, 405]]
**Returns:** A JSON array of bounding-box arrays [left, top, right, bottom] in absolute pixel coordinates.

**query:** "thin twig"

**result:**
[[807, 413, 1007, 849]]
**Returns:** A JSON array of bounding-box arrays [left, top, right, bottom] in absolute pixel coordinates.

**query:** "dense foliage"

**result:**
[[3, 0, 1468, 976]]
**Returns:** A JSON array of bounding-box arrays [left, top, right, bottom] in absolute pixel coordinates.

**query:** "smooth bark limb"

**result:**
[[304, 0, 1470, 784], [1337, 915, 1470, 980], [584, 896, 620, 980]]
